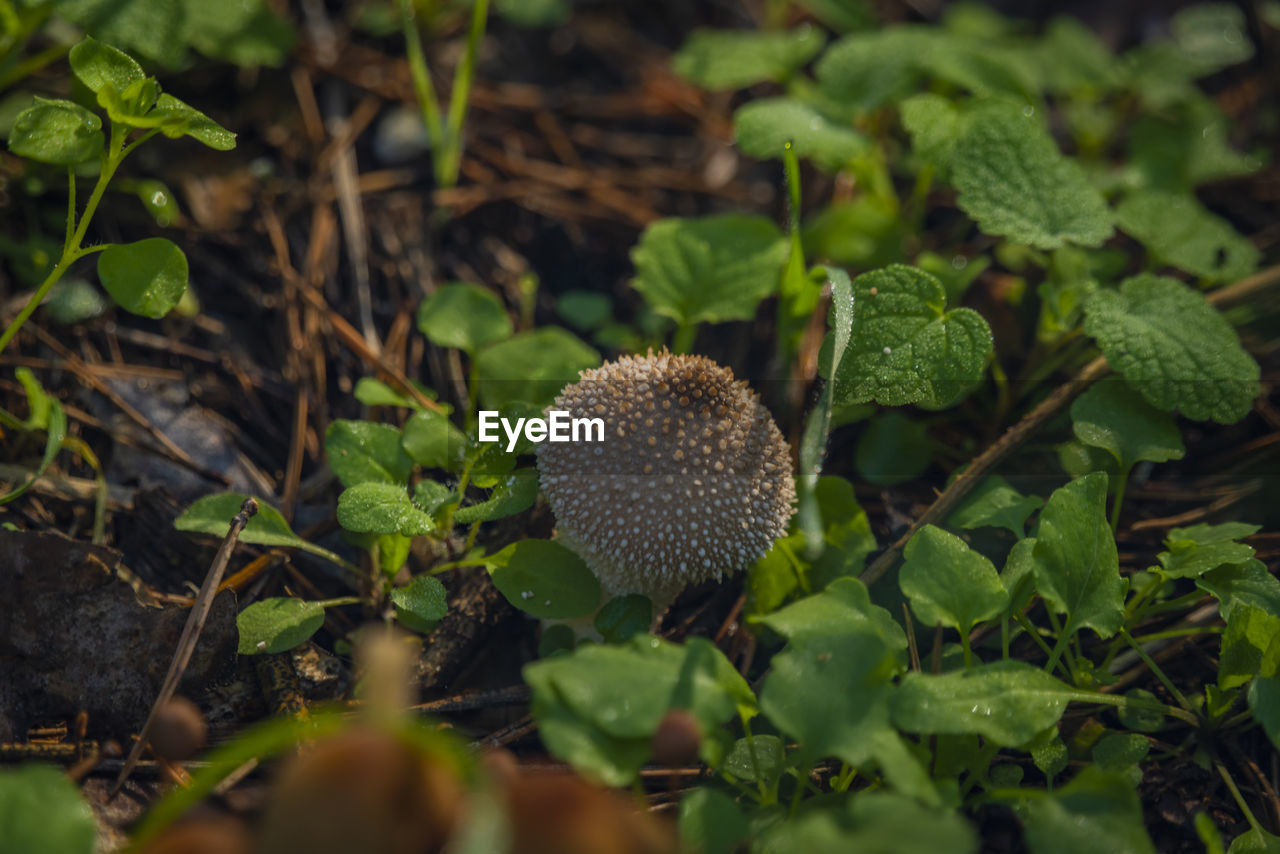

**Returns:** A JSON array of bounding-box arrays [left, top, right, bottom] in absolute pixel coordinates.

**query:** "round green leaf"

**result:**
[[416, 282, 513, 354], [237, 597, 325, 654], [7, 98, 103, 165], [474, 328, 599, 411], [485, 538, 600, 619], [1084, 274, 1260, 423], [69, 36, 146, 94], [391, 573, 448, 633], [336, 482, 436, 537], [97, 237, 188, 319], [1070, 380, 1185, 470], [673, 25, 826, 90], [891, 661, 1074, 746], [324, 420, 412, 488], [755, 576, 907, 654], [900, 525, 1009, 633], [734, 97, 869, 173], [630, 214, 789, 327], [855, 412, 932, 486], [0, 764, 96, 854], [721, 734, 785, 783]]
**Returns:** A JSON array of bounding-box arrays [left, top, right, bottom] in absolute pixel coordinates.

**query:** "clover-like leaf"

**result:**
[[486, 539, 601, 620], [951, 104, 1113, 249], [734, 97, 869, 173], [1158, 522, 1259, 579], [391, 573, 449, 633], [673, 25, 826, 90], [1015, 767, 1157, 854], [454, 468, 537, 524], [1116, 190, 1259, 284], [336, 482, 436, 537], [1083, 274, 1260, 423], [324, 420, 412, 488], [237, 597, 325, 654], [947, 475, 1043, 538], [474, 328, 599, 411], [1070, 380, 1186, 471], [892, 660, 1075, 746], [97, 238, 188, 319], [0, 764, 96, 854], [69, 36, 147, 94], [7, 98, 103, 165], [416, 282, 513, 354], [900, 525, 1009, 634], [1031, 473, 1125, 639], [630, 214, 790, 327], [828, 265, 992, 409]]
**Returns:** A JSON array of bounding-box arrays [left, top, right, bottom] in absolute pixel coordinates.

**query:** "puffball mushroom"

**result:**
[[537, 350, 796, 614]]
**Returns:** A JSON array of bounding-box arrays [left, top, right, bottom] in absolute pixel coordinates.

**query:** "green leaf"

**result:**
[[672, 25, 826, 90], [722, 734, 785, 783], [1031, 473, 1125, 639], [901, 93, 963, 172], [555, 291, 612, 331], [1129, 97, 1262, 191], [1218, 605, 1280, 690], [1249, 676, 1280, 751], [375, 532, 412, 577], [237, 597, 325, 654], [401, 409, 469, 472], [1083, 274, 1260, 423], [1001, 537, 1038, 614], [678, 788, 749, 854], [391, 573, 448, 633], [54, 0, 187, 68], [1115, 190, 1259, 284], [486, 539, 600, 620], [755, 576, 907, 656], [760, 629, 896, 765], [0, 369, 67, 506], [416, 282, 513, 354], [947, 475, 1043, 538], [950, 104, 1113, 249], [1030, 727, 1068, 783], [892, 661, 1074, 746], [593, 594, 652, 643], [1070, 380, 1186, 471], [1229, 826, 1280, 854], [7, 97, 103, 165], [816, 27, 928, 113], [353, 377, 427, 410], [1117, 688, 1165, 733], [734, 97, 869, 173], [1015, 767, 1157, 854], [900, 525, 1009, 634], [474, 328, 599, 411], [0, 764, 96, 854], [336, 482, 436, 536], [412, 480, 454, 517], [1033, 17, 1122, 94], [181, 0, 294, 67], [453, 468, 537, 523], [1172, 3, 1253, 74], [1198, 560, 1280, 623], [324, 420, 412, 488], [97, 238, 188, 319], [630, 214, 790, 326], [1158, 522, 1259, 579], [827, 265, 992, 409], [43, 279, 107, 325], [176, 493, 314, 551], [855, 411, 931, 487], [1092, 733, 1150, 786], [68, 36, 146, 94], [148, 94, 236, 150], [525, 635, 754, 784]]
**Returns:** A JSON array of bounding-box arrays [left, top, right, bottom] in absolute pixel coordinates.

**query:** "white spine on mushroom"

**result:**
[[537, 350, 796, 614]]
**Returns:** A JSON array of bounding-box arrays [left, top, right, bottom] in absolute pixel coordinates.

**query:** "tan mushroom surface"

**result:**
[[537, 350, 796, 613]]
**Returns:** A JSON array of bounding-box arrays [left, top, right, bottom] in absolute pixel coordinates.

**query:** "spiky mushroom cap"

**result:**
[[537, 351, 796, 612]]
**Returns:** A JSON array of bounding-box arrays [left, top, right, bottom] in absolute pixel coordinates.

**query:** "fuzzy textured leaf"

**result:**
[[1115, 190, 1259, 284], [236, 597, 324, 654], [1070, 380, 1185, 470], [673, 26, 826, 90], [1083, 274, 1260, 423], [734, 97, 869, 173], [68, 36, 146, 94], [391, 574, 448, 633], [336, 482, 436, 537], [453, 468, 537, 523]]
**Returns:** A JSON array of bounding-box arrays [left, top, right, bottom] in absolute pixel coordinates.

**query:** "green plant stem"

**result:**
[[1074, 689, 1198, 726], [315, 596, 362, 609], [0, 40, 68, 91], [961, 627, 973, 669], [1012, 611, 1058, 667], [399, 0, 444, 149], [672, 321, 697, 354], [1129, 626, 1222, 644], [1110, 463, 1131, 533], [439, 0, 490, 188], [1216, 762, 1264, 836], [1119, 626, 1195, 713]]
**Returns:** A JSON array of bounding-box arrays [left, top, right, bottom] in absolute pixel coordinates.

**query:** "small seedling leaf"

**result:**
[[353, 377, 426, 409], [755, 576, 906, 655], [734, 97, 869, 173], [149, 94, 236, 150], [892, 661, 1074, 746], [0, 370, 67, 506], [237, 597, 325, 654], [97, 238, 188, 319], [721, 734, 785, 783], [454, 468, 537, 523], [336, 482, 436, 536], [816, 28, 927, 113], [828, 265, 993, 409], [678, 788, 750, 854], [401, 409, 469, 472], [7, 97, 103, 165], [673, 26, 826, 90], [1116, 190, 1258, 284], [1158, 522, 1258, 579], [324, 420, 412, 488], [951, 103, 1113, 249], [1014, 766, 1157, 854], [486, 538, 600, 619], [1084, 274, 1260, 423], [0, 764, 96, 854], [1070, 380, 1186, 470], [947, 475, 1043, 538], [416, 282, 513, 354], [1031, 473, 1125, 639], [901, 93, 963, 172], [900, 525, 1009, 634], [630, 214, 790, 327], [391, 574, 449, 633], [474, 328, 600, 411], [176, 492, 305, 549], [68, 36, 146, 94]]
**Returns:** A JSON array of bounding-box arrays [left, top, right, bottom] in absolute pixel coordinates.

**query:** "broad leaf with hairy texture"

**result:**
[[1116, 190, 1258, 284], [734, 97, 869, 173], [336, 482, 436, 536]]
